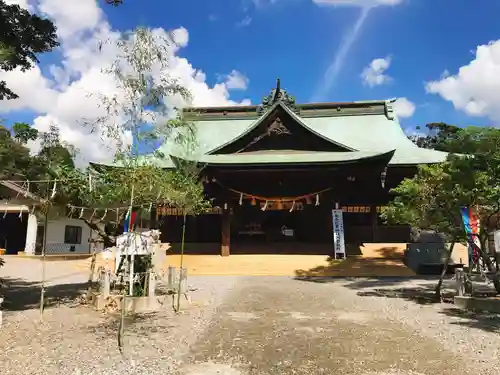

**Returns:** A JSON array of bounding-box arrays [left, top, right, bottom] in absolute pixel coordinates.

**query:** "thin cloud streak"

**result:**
[[311, 6, 372, 101]]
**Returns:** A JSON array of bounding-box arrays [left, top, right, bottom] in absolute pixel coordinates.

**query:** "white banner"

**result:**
[[332, 209, 346, 259]]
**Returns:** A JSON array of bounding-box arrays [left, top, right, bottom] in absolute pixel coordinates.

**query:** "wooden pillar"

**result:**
[[149, 207, 157, 229], [221, 208, 231, 257], [371, 205, 379, 242]]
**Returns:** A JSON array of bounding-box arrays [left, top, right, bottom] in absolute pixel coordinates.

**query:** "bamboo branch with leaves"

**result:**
[[43, 26, 210, 350]]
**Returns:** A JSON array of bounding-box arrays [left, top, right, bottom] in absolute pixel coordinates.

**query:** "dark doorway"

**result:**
[[230, 205, 334, 255], [0, 213, 28, 254]]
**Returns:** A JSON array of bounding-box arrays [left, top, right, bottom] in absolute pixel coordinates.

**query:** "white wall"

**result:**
[[45, 218, 91, 254]]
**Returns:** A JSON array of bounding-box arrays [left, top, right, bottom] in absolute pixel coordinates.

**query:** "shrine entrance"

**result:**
[[230, 204, 334, 255]]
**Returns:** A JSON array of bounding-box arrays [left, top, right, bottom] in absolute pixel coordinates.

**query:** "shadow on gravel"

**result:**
[[1, 277, 87, 311], [294, 276, 437, 287], [345, 277, 449, 304], [354, 286, 451, 305], [86, 311, 176, 338], [295, 276, 449, 305], [440, 307, 500, 333]]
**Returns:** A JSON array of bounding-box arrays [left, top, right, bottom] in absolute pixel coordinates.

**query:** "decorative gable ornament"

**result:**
[[268, 117, 291, 136], [257, 79, 298, 115], [385, 98, 397, 120]]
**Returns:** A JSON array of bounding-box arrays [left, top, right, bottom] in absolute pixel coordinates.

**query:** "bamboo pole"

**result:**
[[175, 211, 187, 312], [39, 207, 49, 320]]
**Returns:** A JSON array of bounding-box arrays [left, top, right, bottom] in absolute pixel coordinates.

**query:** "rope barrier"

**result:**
[[214, 180, 332, 202]]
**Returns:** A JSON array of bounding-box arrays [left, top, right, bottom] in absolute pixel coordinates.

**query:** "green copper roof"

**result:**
[[302, 115, 448, 165], [207, 102, 355, 154], [94, 86, 448, 169], [155, 109, 447, 167], [170, 150, 395, 166]]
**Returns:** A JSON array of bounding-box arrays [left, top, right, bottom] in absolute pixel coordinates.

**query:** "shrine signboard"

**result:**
[[332, 209, 346, 259]]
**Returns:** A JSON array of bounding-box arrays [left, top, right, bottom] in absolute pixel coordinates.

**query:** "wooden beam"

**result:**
[[371, 205, 379, 242], [0, 181, 46, 204], [221, 208, 231, 257]]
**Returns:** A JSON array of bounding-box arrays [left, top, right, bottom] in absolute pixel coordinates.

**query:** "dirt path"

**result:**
[[178, 277, 471, 375]]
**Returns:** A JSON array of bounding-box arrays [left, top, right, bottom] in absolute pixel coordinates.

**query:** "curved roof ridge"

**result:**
[[206, 101, 356, 154]]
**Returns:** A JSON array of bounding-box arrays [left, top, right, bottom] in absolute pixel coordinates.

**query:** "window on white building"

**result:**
[[64, 225, 82, 244]]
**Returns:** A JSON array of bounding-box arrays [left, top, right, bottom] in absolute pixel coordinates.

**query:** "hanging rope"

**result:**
[[3, 177, 81, 183], [218, 183, 332, 203]]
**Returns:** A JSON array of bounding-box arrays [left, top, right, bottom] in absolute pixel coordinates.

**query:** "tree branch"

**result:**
[[81, 218, 116, 248]]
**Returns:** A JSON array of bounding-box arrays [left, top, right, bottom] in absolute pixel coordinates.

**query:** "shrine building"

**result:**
[[107, 81, 449, 257]]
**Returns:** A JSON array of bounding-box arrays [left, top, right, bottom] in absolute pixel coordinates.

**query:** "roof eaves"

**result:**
[[172, 149, 396, 167], [0, 181, 46, 204]]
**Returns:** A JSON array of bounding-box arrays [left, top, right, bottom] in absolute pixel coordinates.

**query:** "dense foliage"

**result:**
[[0, 0, 59, 100], [0, 123, 72, 183], [408, 123, 462, 152], [388, 125, 500, 294], [1, 28, 209, 249]]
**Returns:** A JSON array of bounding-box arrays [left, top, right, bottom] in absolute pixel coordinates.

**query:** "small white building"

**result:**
[[0, 181, 91, 255]]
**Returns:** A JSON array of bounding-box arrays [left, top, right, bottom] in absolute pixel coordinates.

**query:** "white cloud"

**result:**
[[0, 0, 250, 165], [426, 40, 500, 124], [361, 56, 392, 87], [0, 65, 58, 113], [310, 0, 403, 101], [37, 0, 102, 40], [313, 0, 403, 7], [4, 0, 34, 11], [393, 97, 416, 118], [223, 70, 249, 90], [236, 15, 252, 27]]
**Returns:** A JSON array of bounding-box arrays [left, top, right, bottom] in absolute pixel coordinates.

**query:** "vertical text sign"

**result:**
[[332, 209, 346, 259]]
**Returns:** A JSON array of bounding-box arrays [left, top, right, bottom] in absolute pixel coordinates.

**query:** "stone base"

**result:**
[[454, 295, 500, 313]]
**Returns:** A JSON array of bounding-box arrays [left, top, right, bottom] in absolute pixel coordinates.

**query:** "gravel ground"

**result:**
[[2, 259, 500, 375], [1, 269, 243, 375], [330, 277, 500, 373]]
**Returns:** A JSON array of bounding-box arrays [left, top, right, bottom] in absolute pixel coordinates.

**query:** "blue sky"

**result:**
[[101, 0, 500, 130], [1, 0, 500, 162]]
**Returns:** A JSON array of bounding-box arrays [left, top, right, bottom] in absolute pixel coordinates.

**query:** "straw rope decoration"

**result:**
[[224, 186, 332, 204]]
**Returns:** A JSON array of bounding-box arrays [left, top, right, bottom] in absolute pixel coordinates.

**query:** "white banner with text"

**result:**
[[332, 209, 346, 259]]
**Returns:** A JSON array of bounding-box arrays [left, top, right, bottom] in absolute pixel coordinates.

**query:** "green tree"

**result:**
[[12, 122, 38, 144], [52, 27, 207, 248], [408, 123, 462, 151], [385, 126, 500, 296], [37, 125, 75, 169], [0, 0, 59, 100], [0, 124, 32, 180], [382, 162, 466, 299], [104, 0, 123, 5]]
